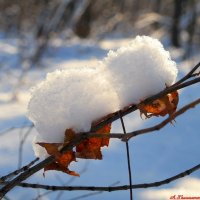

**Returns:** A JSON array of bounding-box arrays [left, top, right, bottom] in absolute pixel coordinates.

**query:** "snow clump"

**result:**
[[103, 36, 177, 108], [28, 67, 119, 144], [28, 36, 178, 157]]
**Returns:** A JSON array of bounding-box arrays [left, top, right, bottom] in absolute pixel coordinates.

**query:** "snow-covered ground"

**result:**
[[0, 35, 199, 200]]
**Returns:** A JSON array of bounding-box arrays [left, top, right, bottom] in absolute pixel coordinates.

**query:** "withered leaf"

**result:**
[[37, 117, 113, 176], [44, 162, 79, 177], [37, 132, 79, 177], [138, 91, 179, 118], [76, 123, 111, 159], [37, 143, 62, 158]]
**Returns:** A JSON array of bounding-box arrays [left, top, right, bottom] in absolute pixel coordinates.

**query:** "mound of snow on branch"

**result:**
[[28, 36, 178, 157], [28, 67, 119, 143], [103, 36, 177, 107]]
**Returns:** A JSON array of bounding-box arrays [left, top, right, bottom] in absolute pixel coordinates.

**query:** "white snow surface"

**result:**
[[28, 36, 178, 149], [28, 67, 119, 143], [103, 36, 178, 107]]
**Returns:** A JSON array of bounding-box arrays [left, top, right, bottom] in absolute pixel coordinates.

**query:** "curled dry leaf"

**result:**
[[44, 162, 78, 177], [138, 91, 179, 118], [37, 130, 79, 177], [37, 123, 111, 176]]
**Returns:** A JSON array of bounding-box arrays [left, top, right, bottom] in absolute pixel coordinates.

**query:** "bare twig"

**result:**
[[67, 181, 120, 200], [124, 97, 200, 140], [0, 158, 39, 183], [2, 163, 200, 192], [173, 62, 200, 86], [79, 97, 200, 141], [18, 127, 33, 169], [0, 137, 84, 198], [91, 76, 200, 132], [68, 191, 103, 200], [119, 112, 133, 200], [3, 196, 11, 200], [0, 63, 199, 198], [0, 124, 33, 136], [33, 162, 89, 200], [0, 96, 199, 199]]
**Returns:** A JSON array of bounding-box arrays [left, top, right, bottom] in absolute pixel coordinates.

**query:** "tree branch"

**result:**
[[0, 63, 199, 199], [119, 112, 133, 200], [174, 62, 200, 86], [124, 97, 200, 140], [18, 127, 33, 169], [80, 97, 200, 141], [2, 163, 200, 192], [0, 124, 33, 136], [0, 158, 39, 183], [91, 76, 200, 132]]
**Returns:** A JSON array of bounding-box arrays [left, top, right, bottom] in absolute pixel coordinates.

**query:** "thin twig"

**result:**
[[0, 63, 199, 198], [0, 158, 39, 183], [124, 97, 200, 140], [4, 196, 11, 200], [91, 76, 200, 132], [18, 127, 33, 169], [33, 162, 89, 200], [0, 95, 199, 198], [68, 191, 102, 200], [119, 111, 133, 200], [192, 71, 200, 77], [173, 62, 200, 86], [79, 97, 200, 141], [2, 163, 200, 192], [0, 132, 86, 197], [0, 124, 33, 136], [67, 181, 120, 200]]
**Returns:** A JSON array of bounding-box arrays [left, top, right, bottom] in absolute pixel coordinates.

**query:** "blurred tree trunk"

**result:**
[[183, 0, 197, 59], [154, 0, 162, 13], [171, 0, 183, 47], [74, 0, 92, 38]]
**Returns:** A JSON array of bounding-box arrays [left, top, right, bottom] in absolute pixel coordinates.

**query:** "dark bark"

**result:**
[[74, 1, 92, 38], [171, 0, 184, 47]]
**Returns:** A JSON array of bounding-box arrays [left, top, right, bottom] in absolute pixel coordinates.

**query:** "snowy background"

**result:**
[[0, 1, 200, 200]]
